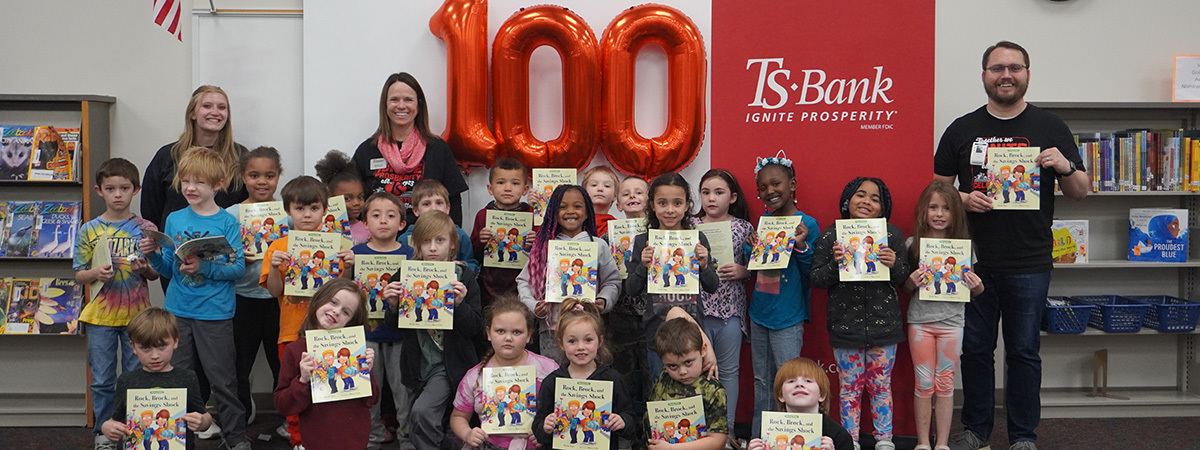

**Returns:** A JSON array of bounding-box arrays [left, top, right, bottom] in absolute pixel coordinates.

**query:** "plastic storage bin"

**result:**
[[1043, 296, 1093, 334], [1068, 295, 1150, 332], [1124, 295, 1200, 332]]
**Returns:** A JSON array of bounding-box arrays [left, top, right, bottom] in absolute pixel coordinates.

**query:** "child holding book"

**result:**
[[532, 300, 635, 450], [810, 177, 909, 450], [647, 315, 728, 450], [274, 278, 378, 450], [315, 150, 369, 246], [604, 174, 652, 450], [351, 192, 415, 449], [75, 158, 161, 450], [471, 157, 536, 308], [582, 165, 620, 236], [139, 147, 250, 450], [746, 152, 819, 438], [383, 210, 483, 450], [746, 357, 854, 450], [902, 181, 983, 450], [516, 184, 621, 362], [398, 179, 479, 272], [100, 307, 214, 450], [450, 294, 559, 450]]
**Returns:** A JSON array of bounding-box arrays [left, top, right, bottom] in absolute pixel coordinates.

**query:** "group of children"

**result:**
[[77, 146, 982, 450]]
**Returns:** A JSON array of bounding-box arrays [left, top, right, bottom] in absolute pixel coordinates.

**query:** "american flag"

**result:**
[[153, 0, 183, 41]]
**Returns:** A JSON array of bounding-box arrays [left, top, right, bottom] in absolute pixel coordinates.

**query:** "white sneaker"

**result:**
[[94, 435, 118, 450], [197, 422, 222, 439], [277, 423, 291, 439], [293, 446, 306, 450]]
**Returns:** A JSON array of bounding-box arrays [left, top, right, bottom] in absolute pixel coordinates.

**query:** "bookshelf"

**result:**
[[1038, 102, 1200, 418], [0, 94, 114, 427]]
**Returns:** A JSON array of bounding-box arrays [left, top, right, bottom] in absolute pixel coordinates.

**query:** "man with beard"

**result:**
[[933, 41, 1089, 450]]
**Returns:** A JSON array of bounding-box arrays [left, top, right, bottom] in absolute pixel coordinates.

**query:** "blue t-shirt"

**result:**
[[749, 211, 819, 329], [352, 242, 415, 342], [149, 206, 245, 320], [398, 225, 478, 273]]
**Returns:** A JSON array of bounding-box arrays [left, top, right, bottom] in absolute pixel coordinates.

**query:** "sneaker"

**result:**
[[94, 435, 118, 450], [853, 442, 861, 450], [1008, 442, 1036, 450], [948, 431, 988, 450], [277, 423, 291, 439], [197, 422, 222, 440], [875, 440, 896, 450], [293, 446, 306, 450]]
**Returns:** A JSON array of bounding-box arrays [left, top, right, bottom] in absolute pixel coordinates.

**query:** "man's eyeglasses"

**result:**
[[986, 64, 1027, 74]]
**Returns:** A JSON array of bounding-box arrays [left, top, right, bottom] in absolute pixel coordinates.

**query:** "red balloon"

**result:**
[[600, 4, 707, 178], [492, 5, 602, 170], [431, 0, 499, 167]]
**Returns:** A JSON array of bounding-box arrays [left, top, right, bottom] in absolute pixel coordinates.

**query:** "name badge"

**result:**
[[370, 158, 387, 170], [970, 141, 988, 166]]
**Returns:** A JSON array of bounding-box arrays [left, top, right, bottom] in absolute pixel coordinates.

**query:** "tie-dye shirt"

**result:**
[[73, 215, 157, 327]]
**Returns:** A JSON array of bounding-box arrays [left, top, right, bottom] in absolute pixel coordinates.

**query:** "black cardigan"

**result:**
[[810, 222, 909, 349], [531, 365, 637, 450], [396, 264, 484, 391]]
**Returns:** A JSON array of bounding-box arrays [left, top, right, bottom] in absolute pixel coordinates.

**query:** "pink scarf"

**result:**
[[376, 130, 427, 173]]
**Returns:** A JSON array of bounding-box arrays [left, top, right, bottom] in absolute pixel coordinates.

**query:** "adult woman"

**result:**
[[352, 72, 468, 225]]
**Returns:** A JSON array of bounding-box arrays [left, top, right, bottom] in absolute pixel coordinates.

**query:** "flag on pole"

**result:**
[[153, 0, 183, 41]]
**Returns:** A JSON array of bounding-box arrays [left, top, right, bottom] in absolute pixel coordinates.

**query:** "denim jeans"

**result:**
[[704, 315, 743, 429], [86, 323, 140, 434], [750, 319, 803, 438], [960, 271, 1050, 443]]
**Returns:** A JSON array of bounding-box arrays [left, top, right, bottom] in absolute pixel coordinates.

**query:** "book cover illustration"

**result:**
[[916, 239, 972, 302], [35, 277, 83, 334], [552, 378, 614, 450], [307, 325, 372, 403], [89, 231, 112, 302], [124, 388, 187, 450], [55, 127, 80, 182], [0, 278, 9, 333], [27, 126, 69, 181], [985, 146, 1040, 211], [284, 231, 343, 297], [1051, 220, 1088, 264], [530, 168, 577, 226], [608, 218, 646, 279], [749, 215, 804, 271], [5, 201, 40, 257], [835, 218, 890, 282], [239, 201, 288, 261], [1129, 208, 1189, 262], [647, 229, 700, 295], [325, 195, 354, 250], [483, 210, 533, 269], [544, 240, 599, 303], [141, 229, 238, 273], [0, 201, 8, 257], [396, 260, 456, 330], [480, 365, 538, 434], [647, 395, 707, 443], [34, 201, 80, 258], [0, 125, 34, 180], [5, 278, 39, 334], [760, 412, 821, 450], [356, 254, 406, 319]]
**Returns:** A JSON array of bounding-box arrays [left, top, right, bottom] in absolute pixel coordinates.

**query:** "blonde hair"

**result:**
[[173, 146, 231, 191], [555, 299, 611, 366], [411, 210, 459, 260], [172, 85, 242, 190]]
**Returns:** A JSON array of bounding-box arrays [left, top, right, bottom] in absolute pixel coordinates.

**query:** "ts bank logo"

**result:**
[[744, 58, 899, 129]]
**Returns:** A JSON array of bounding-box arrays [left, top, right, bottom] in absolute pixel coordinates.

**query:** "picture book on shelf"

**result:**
[[835, 218, 889, 282], [530, 168, 576, 226], [27, 126, 72, 181], [647, 395, 707, 443], [0, 201, 8, 258], [356, 254, 406, 319], [552, 378, 613, 450], [239, 201, 287, 261], [1129, 208, 1189, 262], [0, 125, 34, 180], [760, 411, 821, 450], [36, 277, 83, 334], [695, 221, 734, 268], [34, 201, 80, 258], [749, 215, 804, 271], [284, 231, 343, 297], [917, 238, 972, 302], [1051, 220, 1088, 264], [480, 365, 538, 435], [55, 127, 80, 182], [985, 146, 1040, 210], [396, 260, 456, 330], [0, 278, 9, 332], [545, 240, 598, 303], [483, 210, 532, 269], [5, 201, 40, 257], [307, 325, 371, 403], [125, 388, 187, 450], [5, 278, 39, 334], [647, 229, 700, 295], [607, 218, 646, 279]]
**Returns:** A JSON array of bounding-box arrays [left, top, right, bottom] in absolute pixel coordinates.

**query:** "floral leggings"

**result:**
[[833, 345, 896, 441], [907, 323, 963, 398]]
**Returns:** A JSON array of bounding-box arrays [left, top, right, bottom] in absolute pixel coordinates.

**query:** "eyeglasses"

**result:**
[[986, 64, 1027, 74]]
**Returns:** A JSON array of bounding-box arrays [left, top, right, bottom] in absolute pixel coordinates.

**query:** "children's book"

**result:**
[[1129, 208, 1189, 262], [760, 411, 821, 450], [544, 240, 599, 303], [985, 146, 1040, 211], [396, 260, 456, 330], [239, 201, 287, 261], [607, 218, 646, 279], [89, 231, 112, 302], [5, 278, 39, 334], [480, 365, 538, 435], [5, 201, 40, 257], [917, 239, 972, 302], [55, 127, 80, 182], [27, 126, 69, 181], [647, 395, 707, 443], [749, 215, 804, 271], [284, 231, 343, 297], [34, 201, 80, 258], [647, 229, 700, 295], [35, 277, 83, 334], [141, 229, 238, 270], [125, 388, 187, 450], [835, 218, 890, 282], [483, 210, 533, 269], [307, 325, 372, 403], [325, 195, 354, 250], [530, 168, 577, 226], [1051, 220, 1088, 264], [356, 254, 407, 319], [0, 278, 9, 333], [0, 125, 34, 180], [552, 378, 614, 450], [0, 201, 8, 258], [695, 221, 734, 269]]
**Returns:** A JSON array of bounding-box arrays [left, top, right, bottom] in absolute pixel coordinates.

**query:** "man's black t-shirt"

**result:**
[[934, 104, 1083, 274]]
